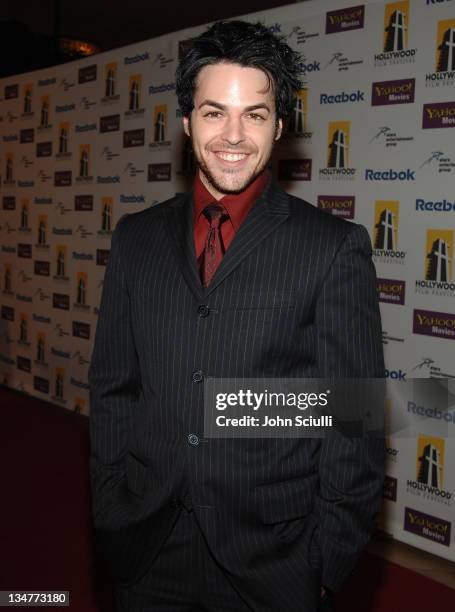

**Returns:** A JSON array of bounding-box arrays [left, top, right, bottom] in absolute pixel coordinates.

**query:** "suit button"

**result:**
[[192, 370, 203, 383], [197, 304, 210, 318], [188, 433, 200, 446]]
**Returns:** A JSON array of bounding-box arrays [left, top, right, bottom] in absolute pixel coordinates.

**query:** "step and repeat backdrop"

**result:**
[[0, 0, 454, 560]]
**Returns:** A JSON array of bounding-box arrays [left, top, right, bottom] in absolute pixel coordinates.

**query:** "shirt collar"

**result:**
[[193, 169, 271, 231]]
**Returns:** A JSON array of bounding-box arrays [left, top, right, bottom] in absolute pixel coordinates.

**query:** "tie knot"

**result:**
[[203, 204, 229, 228]]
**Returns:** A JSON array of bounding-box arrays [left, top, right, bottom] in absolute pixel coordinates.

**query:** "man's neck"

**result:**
[[197, 169, 269, 201], [198, 170, 224, 200]]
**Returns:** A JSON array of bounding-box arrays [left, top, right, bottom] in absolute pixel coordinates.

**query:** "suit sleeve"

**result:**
[[313, 223, 385, 592], [88, 213, 142, 525]]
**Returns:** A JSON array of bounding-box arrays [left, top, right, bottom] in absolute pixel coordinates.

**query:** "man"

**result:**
[[88, 20, 385, 612]]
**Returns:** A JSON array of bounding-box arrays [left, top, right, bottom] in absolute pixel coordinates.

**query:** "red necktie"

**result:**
[[200, 204, 229, 288]]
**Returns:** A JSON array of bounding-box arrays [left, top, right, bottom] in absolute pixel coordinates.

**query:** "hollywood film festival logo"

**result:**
[[149, 104, 171, 151], [3, 153, 15, 186], [426, 19, 455, 87], [407, 435, 452, 507], [101, 62, 120, 104], [372, 201, 407, 265], [55, 122, 71, 160], [374, 1, 417, 67], [125, 74, 145, 119], [284, 89, 312, 142], [75, 145, 93, 184], [21, 84, 35, 119], [37, 95, 52, 132], [415, 230, 454, 298], [35, 214, 49, 251], [319, 121, 356, 180], [97, 197, 113, 237]]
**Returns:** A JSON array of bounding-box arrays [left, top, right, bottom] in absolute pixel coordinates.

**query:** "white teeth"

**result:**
[[216, 152, 247, 162]]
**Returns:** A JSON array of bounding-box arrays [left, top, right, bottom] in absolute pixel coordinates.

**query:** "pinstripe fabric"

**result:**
[[88, 178, 385, 611], [116, 507, 252, 611]]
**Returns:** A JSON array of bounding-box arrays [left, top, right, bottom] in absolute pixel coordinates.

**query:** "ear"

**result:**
[[183, 115, 191, 137], [275, 118, 283, 141]]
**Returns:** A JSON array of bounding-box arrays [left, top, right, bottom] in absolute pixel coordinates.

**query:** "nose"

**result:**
[[222, 115, 245, 146]]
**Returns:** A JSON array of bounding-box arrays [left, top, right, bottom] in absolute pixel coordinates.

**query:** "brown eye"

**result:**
[[248, 113, 265, 121]]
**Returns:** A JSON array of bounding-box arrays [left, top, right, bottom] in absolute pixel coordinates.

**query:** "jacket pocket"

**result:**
[[125, 452, 152, 498], [254, 472, 318, 524]]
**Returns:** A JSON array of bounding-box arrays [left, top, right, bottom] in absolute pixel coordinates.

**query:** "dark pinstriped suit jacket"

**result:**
[[88, 178, 385, 611]]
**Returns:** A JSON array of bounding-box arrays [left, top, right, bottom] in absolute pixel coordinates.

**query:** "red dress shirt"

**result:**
[[193, 170, 271, 260]]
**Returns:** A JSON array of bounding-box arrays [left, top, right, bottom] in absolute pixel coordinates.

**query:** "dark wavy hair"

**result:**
[[175, 20, 303, 120]]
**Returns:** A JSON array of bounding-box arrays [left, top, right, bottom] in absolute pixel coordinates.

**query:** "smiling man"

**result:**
[[89, 20, 385, 612], [183, 62, 281, 197]]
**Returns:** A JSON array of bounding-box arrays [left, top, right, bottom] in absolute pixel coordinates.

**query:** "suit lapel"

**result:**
[[161, 179, 290, 300], [162, 191, 205, 302]]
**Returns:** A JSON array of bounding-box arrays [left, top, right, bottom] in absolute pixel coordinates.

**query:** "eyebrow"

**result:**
[[198, 100, 271, 113]]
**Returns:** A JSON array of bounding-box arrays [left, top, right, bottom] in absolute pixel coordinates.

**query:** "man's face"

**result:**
[[183, 62, 282, 199]]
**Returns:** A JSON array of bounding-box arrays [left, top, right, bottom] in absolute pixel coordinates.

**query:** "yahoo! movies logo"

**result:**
[[319, 121, 356, 180], [413, 309, 455, 340], [415, 230, 454, 297], [377, 278, 405, 305], [404, 507, 451, 546], [423, 101, 455, 128], [426, 19, 455, 87], [278, 159, 312, 182], [371, 78, 415, 106], [373, 201, 406, 265], [325, 5, 365, 34], [317, 195, 355, 219], [375, 1, 417, 67]]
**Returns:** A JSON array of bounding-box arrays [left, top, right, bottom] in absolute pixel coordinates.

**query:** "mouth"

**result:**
[[212, 151, 250, 165]]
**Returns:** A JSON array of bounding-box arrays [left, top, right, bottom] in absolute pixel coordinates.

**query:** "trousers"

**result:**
[[115, 504, 253, 612]]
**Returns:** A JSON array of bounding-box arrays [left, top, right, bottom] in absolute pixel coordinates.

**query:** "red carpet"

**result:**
[[0, 386, 453, 611]]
